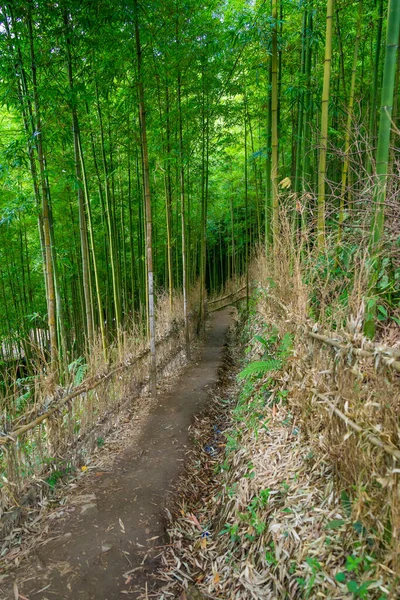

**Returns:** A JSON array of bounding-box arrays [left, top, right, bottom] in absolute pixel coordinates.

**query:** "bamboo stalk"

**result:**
[[314, 391, 400, 460], [134, 0, 157, 395], [317, 0, 334, 250], [266, 294, 400, 373], [207, 285, 247, 304], [366, 0, 400, 338], [271, 0, 279, 243], [308, 330, 400, 373], [337, 0, 363, 243]]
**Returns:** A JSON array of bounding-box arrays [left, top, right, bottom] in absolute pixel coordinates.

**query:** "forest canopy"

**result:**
[[0, 0, 399, 375]]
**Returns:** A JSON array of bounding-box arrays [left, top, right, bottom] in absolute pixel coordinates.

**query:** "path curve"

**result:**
[[4, 308, 232, 600]]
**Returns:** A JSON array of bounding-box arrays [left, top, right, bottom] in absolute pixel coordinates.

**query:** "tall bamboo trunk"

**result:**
[[63, 11, 94, 348], [95, 82, 122, 340], [302, 8, 313, 191], [77, 133, 107, 357], [177, 72, 190, 360], [367, 0, 384, 174], [27, 2, 58, 366], [271, 0, 279, 245], [365, 0, 400, 338], [317, 0, 334, 250], [199, 64, 208, 327], [164, 82, 174, 310], [134, 0, 157, 396], [337, 0, 363, 243], [244, 103, 250, 313], [265, 58, 272, 250]]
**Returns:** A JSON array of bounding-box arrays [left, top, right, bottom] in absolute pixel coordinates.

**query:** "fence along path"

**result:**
[[1, 308, 233, 600], [0, 314, 198, 534], [266, 293, 400, 459]]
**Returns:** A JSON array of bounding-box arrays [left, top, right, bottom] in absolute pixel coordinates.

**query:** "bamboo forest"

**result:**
[[0, 0, 399, 598]]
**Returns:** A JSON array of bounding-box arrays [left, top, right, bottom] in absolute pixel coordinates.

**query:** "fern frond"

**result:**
[[237, 359, 282, 381], [278, 332, 293, 358]]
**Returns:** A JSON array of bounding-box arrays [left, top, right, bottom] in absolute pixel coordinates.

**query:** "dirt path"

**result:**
[[2, 309, 232, 600]]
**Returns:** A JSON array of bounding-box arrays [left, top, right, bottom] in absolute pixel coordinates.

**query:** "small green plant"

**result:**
[[227, 483, 238, 498], [259, 488, 270, 506], [265, 541, 277, 565], [68, 356, 87, 386], [335, 553, 378, 598], [45, 464, 73, 489], [97, 436, 105, 448], [237, 359, 282, 381], [220, 522, 240, 543], [297, 556, 322, 597], [345, 555, 364, 573], [237, 331, 293, 382]]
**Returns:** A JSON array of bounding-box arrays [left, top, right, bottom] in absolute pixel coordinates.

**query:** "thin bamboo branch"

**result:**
[[266, 295, 400, 373], [208, 285, 247, 304], [208, 296, 246, 313], [308, 331, 400, 373], [313, 390, 400, 460]]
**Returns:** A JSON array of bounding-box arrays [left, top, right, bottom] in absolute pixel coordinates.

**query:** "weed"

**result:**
[[220, 522, 240, 543], [297, 556, 322, 597], [45, 464, 73, 489]]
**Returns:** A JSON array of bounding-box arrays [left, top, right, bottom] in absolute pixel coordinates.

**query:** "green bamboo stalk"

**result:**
[[271, 0, 279, 245], [367, 0, 384, 174], [337, 0, 363, 244], [365, 0, 400, 338], [265, 58, 272, 249], [317, 0, 334, 250]]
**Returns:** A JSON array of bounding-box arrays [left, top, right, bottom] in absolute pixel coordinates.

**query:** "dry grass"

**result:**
[[0, 287, 200, 534]]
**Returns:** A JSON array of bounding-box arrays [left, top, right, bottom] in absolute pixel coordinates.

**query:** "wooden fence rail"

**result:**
[[0, 321, 183, 446], [0, 313, 200, 536], [207, 285, 247, 305], [268, 293, 400, 374], [265, 293, 400, 460]]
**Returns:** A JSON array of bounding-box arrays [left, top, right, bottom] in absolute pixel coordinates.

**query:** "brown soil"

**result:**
[[1, 309, 233, 600]]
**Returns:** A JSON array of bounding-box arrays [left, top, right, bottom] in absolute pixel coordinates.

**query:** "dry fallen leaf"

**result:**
[[186, 513, 202, 530]]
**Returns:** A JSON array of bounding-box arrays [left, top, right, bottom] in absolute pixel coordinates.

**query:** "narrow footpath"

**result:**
[[3, 309, 232, 600]]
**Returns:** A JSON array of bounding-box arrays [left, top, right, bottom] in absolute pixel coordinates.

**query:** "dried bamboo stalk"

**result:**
[[308, 331, 400, 373], [267, 295, 400, 373], [314, 390, 400, 460], [207, 285, 247, 304]]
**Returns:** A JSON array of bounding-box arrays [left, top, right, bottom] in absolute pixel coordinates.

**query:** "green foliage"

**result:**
[[237, 330, 293, 382], [45, 463, 73, 489], [297, 556, 322, 598], [68, 357, 87, 386], [220, 522, 240, 543], [237, 359, 282, 381]]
